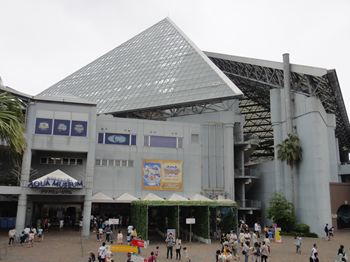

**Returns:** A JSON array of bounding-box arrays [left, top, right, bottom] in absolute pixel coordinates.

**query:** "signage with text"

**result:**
[[110, 245, 138, 253], [186, 218, 196, 224]]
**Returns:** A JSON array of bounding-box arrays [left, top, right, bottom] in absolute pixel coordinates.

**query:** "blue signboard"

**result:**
[[71, 121, 87, 137], [105, 133, 130, 145], [53, 119, 70, 136], [35, 118, 53, 135]]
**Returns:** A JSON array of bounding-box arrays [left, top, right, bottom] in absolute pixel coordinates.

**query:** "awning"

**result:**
[[168, 193, 188, 201], [189, 194, 213, 201], [142, 193, 164, 201], [92, 192, 114, 203], [216, 195, 236, 205], [28, 169, 83, 188], [115, 193, 138, 203]]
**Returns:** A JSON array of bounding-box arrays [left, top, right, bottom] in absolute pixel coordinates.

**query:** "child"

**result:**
[[294, 235, 302, 254], [175, 239, 182, 260], [88, 252, 96, 262], [183, 247, 191, 262], [155, 246, 160, 257]]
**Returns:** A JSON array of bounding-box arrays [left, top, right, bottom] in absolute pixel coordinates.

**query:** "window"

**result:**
[[77, 159, 83, 165], [95, 159, 101, 166], [107, 159, 114, 167], [128, 160, 134, 167], [177, 137, 183, 148], [144, 135, 150, 146], [150, 135, 177, 148], [70, 159, 77, 165], [40, 157, 48, 164], [101, 160, 108, 166], [191, 134, 199, 144], [63, 158, 69, 165], [121, 160, 127, 167], [48, 157, 54, 164], [115, 160, 121, 167]]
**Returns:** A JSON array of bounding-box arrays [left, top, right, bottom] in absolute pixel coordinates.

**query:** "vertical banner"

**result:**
[[275, 227, 282, 243], [142, 160, 183, 191]]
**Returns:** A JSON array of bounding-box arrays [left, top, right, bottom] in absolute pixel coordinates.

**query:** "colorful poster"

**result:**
[[142, 160, 183, 191]]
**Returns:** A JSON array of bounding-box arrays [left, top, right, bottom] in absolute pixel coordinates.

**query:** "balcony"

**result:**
[[236, 199, 261, 210]]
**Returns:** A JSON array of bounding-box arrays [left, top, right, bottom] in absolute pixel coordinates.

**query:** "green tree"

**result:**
[[267, 192, 296, 231], [0, 92, 26, 153], [277, 133, 302, 168]]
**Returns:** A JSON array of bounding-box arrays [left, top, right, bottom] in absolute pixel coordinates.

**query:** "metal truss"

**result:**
[[113, 98, 239, 120], [208, 56, 350, 161]]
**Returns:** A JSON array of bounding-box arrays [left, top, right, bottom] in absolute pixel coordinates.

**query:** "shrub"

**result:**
[[267, 193, 296, 232], [295, 223, 310, 233]]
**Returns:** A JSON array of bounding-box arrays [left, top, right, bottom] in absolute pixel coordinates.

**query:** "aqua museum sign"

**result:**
[[28, 179, 83, 189]]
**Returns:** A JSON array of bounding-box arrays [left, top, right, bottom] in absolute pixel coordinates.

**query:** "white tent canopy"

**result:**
[[189, 194, 213, 201], [142, 193, 164, 201], [28, 169, 83, 188], [92, 192, 114, 203], [33, 169, 78, 183], [168, 194, 188, 201], [115, 193, 139, 203]]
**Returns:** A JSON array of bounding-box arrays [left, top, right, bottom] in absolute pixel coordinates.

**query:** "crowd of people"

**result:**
[[7, 225, 44, 248]]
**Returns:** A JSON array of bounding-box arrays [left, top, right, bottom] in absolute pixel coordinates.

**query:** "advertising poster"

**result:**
[[142, 160, 183, 191]]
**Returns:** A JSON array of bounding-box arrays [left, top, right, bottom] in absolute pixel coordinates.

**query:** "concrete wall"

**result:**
[[270, 89, 336, 235], [94, 115, 201, 198]]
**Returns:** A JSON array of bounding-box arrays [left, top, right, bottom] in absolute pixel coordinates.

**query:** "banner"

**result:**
[[110, 245, 138, 253], [275, 227, 282, 243], [131, 239, 145, 248], [142, 160, 183, 191]]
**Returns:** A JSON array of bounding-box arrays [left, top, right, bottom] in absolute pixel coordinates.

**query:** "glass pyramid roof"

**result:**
[[39, 18, 242, 114]]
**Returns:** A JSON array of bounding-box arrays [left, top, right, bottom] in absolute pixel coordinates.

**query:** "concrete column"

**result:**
[[223, 123, 234, 199], [16, 104, 34, 232], [283, 53, 292, 134], [82, 107, 97, 237]]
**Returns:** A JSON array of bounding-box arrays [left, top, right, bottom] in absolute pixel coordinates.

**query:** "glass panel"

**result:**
[[128, 160, 134, 167], [77, 159, 83, 165], [177, 137, 183, 148], [98, 133, 104, 144], [101, 159, 108, 166], [40, 157, 47, 164], [115, 160, 121, 167], [150, 135, 177, 148], [144, 135, 149, 146], [131, 135, 137, 145], [95, 159, 101, 166], [63, 158, 69, 165]]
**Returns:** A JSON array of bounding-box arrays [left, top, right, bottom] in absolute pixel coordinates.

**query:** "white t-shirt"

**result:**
[[254, 223, 259, 232], [24, 227, 30, 234], [310, 247, 318, 259], [98, 246, 107, 259]]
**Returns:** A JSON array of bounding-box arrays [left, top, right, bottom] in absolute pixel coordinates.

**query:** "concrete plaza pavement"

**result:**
[[1, 230, 350, 262]]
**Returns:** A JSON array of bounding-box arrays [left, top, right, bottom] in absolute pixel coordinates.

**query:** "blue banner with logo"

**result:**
[[53, 119, 70, 136], [71, 121, 87, 136], [35, 118, 53, 135], [105, 133, 130, 145]]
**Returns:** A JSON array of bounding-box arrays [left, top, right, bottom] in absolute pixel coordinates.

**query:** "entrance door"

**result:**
[[337, 204, 350, 229]]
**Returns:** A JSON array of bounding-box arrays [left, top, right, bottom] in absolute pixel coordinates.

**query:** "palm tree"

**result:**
[[277, 133, 302, 168], [0, 92, 26, 154]]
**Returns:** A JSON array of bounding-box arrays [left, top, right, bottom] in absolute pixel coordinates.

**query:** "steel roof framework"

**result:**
[[207, 55, 350, 160]]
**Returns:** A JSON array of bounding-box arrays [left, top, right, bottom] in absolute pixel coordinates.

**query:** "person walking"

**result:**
[[8, 228, 16, 246], [165, 232, 175, 259], [116, 230, 123, 245], [336, 245, 348, 262], [148, 251, 157, 262], [175, 239, 182, 260], [242, 241, 250, 262], [261, 241, 269, 262], [324, 223, 329, 240], [183, 247, 191, 262], [294, 235, 302, 254], [310, 243, 319, 262], [98, 242, 107, 262]]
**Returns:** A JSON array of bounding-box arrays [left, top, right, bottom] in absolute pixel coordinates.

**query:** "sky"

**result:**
[[0, 0, 349, 110]]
